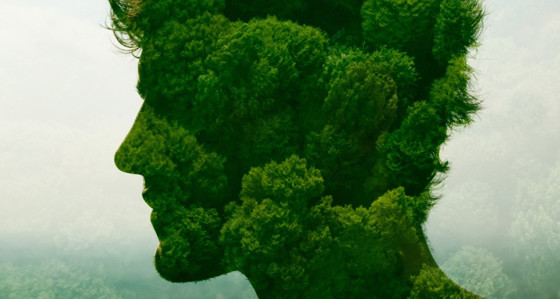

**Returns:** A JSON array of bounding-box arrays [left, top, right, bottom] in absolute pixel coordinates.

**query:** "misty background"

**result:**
[[0, 0, 558, 298]]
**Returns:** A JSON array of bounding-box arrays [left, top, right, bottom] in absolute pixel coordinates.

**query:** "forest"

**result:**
[[109, 0, 484, 297]]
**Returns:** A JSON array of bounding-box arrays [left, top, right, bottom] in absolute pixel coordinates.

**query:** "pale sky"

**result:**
[[0, 0, 149, 245], [1, 0, 559, 297], [426, 0, 560, 258]]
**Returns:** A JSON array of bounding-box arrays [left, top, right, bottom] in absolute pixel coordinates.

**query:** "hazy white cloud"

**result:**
[[0, 0, 147, 245], [427, 2, 560, 295]]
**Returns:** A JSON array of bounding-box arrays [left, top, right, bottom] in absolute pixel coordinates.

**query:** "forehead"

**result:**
[[132, 0, 364, 36], [223, 0, 364, 32]]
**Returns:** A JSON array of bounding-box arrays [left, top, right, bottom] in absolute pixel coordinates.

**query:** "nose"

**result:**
[[114, 104, 143, 175], [114, 103, 176, 176], [114, 128, 138, 175]]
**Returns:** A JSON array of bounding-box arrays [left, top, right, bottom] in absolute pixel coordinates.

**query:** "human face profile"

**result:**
[[110, 0, 483, 297]]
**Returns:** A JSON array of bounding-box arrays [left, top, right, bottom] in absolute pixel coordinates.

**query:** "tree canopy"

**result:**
[[110, 0, 484, 297]]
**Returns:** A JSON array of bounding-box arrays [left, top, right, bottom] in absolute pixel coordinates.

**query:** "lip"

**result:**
[[141, 185, 156, 209], [149, 210, 165, 244]]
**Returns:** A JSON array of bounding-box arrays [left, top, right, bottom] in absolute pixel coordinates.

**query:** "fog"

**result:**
[[425, 0, 560, 297], [1, 0, 558, 298]]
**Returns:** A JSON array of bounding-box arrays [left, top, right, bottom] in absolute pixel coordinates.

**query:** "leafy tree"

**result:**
[[442, 246, 516, 298], [0, 259, 127, 298], [109, 0, 484, 297], [508, 161, 560, 298], [410, 264, 476, 298]]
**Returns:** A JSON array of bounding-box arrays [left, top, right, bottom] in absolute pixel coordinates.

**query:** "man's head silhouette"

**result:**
[[110, 0, 483, 297]]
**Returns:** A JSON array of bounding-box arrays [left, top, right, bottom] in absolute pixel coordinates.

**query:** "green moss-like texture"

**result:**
[[109, 0, 484, 297]]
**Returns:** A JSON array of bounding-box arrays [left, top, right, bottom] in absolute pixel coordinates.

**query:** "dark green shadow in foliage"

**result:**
[[109, 0, 484, 297]]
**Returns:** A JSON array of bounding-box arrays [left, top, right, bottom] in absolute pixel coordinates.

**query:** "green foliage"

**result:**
[[361, 0, 439, 56], [323, 58, 397, 135], [410, 264, 482, 298], [109, 0, 226, 53], [429, 55, 481, 127], [224, 0, 364, 38], [370, 47, 420, 117], [378, 101, 448, 194], [115, 105, 227, 208], [137, 13, 237, 118], [306, 48, 400, 204], [202, 16, 327, 121], [220, 156, 323, 296], [361, 0, 483, 95], [115, 105, 228, 281], [222, 160, 420, 298], [433, 0, 484, 66], [110, 0, 483, 297], [153, 204, 224, 282], [239, 155, 324, 206]]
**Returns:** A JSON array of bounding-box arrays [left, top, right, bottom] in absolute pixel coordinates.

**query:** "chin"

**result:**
[[153, 242, 225, 283], [153, 244, 193, 283]]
